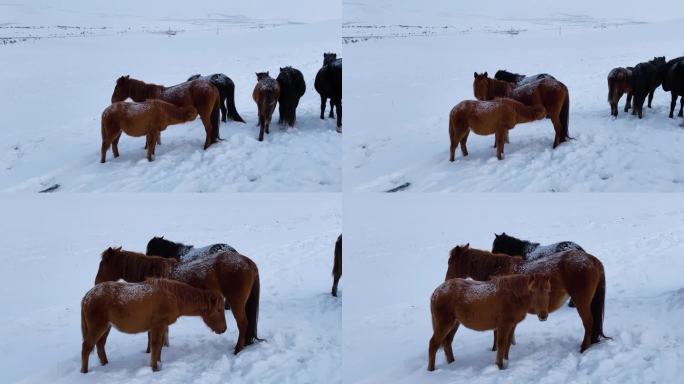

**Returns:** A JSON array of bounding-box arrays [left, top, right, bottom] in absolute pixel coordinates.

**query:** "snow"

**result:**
[[344, 193, 684, 383], [0, 0, 341, 192], [0, 193, 341, 383], [344, 0, 684, 192]]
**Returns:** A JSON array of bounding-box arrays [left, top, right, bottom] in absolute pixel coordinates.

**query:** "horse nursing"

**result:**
[[448, 98, 546, 161], [80, 278, 226, 373]]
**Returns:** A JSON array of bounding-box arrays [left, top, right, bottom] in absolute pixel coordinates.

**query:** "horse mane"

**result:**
[[145, 278, 220, 314], [100, 247, 177, 282], [449, 245, 522, 280], [494, 70, 524, 83], [120, 77, 163, 101], [492, 233, 533, 257]]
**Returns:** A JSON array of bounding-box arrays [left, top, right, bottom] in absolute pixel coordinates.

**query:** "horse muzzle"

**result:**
[[538, 313, 549, 321]]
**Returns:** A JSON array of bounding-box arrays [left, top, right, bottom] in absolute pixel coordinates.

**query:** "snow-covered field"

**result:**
[[344, 193, 684, 383], [0, 193, 341, 383], [0, 0, 341, 192], [344, 0, 684, 192]]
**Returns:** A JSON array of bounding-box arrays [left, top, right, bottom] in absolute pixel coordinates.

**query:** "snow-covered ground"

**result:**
[[344, 0, 684, 192], [0, 193, 341, 383], [344, 193, 684, 383], [0, 0, 341, 192]]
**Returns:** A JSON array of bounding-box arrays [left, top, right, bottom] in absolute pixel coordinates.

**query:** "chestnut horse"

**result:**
[[332, 234, 342, 297], [111, 75, 220, 149], [446, 244, 610, 353], [428, 274, 551, 371], [81, 278, 226, 373], [252, 72, 281, 142], [607, 67, 634, 117], [100, 100, 197, 163], [473, 72, 570, 148], [94, 247, 262, 354], [448, 98, 546, 161]]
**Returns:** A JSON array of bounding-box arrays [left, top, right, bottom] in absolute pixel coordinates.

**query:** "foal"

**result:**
[[80, 278, 226, 373], [428, 274, 551, 371], [100, 100, 197, 163], [448, 98, 546, 161], [252, 72, 280, 141]]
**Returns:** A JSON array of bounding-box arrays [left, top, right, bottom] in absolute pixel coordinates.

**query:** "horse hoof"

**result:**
[[81, 368, 88, 374]]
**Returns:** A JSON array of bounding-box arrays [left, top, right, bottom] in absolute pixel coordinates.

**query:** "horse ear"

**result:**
[[464, 243, 470, 249], [266, 71, 269, 76], [125, 75, 129, 79], [484, 72, 488, 77], [502, 232, 506, 236], [474, 72, 477, 78]]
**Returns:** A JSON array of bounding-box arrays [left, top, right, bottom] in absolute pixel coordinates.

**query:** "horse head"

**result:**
[[323, 52, 337, 66], [445, 243, 470, 280], [111, 75, 131, 103], [256, 72, 270, 81], [473, 72, 490, 101], [202, 292, 227, 334], [527, 274, 552, 321]]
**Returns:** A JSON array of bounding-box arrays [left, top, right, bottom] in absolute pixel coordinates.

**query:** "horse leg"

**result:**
[[329, 99, 335, 118], [164, 326, 169, 347], [625, 92, 632, 112], [678, 96, 684, 117], [572, 295, 594, 353], [505, 325, 517, 360], [332, 274, 340, 296], [200, 111, 214, 150], [100, 140, 111, 164], [647, 90, 654, 108], [335, 100, 342, 129], [442, 322, 459, 364], [495, 129, 505, 160], [320, 96, 326, 119], [146, 133, 154, 161], [491, 331, 497, 351], [670, 93, 677, 118], [81, 320, 108, 373], [149, 326, 165, 371], [220, 95, 227, 122], [95, 326, 111, 366], [495, 324, 513, 369], [428, 316, 456, 371], [112, 133, 121, 158], [459, 130, 469, 157]]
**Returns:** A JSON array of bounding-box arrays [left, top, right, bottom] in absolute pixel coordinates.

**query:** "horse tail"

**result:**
[[245, 271, 263, 344], [590, 262, 609, 343], [225, 82, 245, 123], [211, 97, 220, 140], [448, 109, 458, 146], [607, 75, 615, 104], [560, 89, 571, 141]]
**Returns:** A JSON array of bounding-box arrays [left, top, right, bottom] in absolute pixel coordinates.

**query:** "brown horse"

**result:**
[[607, 67, 634, 117], [446, 244, 610, 353], [111, 75, 220, 149], [252, 72, 281, 142], [473, 72, 570, 148], [94, 247, 262, 354], [80, 278, 226, 373], [428, 274, 551, 371], [448, 98, 546, 161], [100, 100, 197, 163]]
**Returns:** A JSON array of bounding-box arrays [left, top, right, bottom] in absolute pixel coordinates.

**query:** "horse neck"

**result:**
[[128, 79, 162, 102], [466, 250, 506, 279], [113, 251, 172, 281], [178, 245, 193, 257]]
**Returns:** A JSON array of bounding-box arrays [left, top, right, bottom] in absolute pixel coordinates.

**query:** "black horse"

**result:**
[[146, 236, 237, 261], [276, 66, 306, 127], [494, 70, 556, 86], [630, 57, 666, 118], [661, 56, 684, 119], [315, 53, 342, 132], [492, 232, 585, 307], [332, 234, 342, 297], [188, 73, 245, 124]]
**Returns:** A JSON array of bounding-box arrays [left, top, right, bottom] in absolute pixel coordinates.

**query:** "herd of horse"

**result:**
[[608, 56, 684, 119], [448, 56, 684, 161], [100, 53, 342, 163], [80, 234, 342, 373], [428, 233, 610, 371]]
